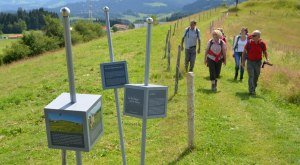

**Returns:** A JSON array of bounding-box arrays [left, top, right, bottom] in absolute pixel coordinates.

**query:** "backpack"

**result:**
[[208, 39, 224, 62], [233, 35, 248, 51], [233, 35, 241, 51], [208, 39, 224, 52], [184, 27, 200, 39]]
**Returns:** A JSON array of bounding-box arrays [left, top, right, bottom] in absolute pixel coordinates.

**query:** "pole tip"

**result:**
[[146, 17, 153, 24], [60, 7, 70, 17], [103, 6, 109, 12]]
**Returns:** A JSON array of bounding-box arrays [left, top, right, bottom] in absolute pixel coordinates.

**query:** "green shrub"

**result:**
[[2, 42, 31, 64], [0, 54, 3, 66], [22, 31, 59, 56], [288, 92, 300, 105], [71, 30, 84, 45], [296, 2, 300, 10], [73, 20, 104, 42]]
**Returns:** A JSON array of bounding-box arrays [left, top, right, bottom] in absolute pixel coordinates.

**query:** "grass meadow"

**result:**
[[0, 0, 299, 164]]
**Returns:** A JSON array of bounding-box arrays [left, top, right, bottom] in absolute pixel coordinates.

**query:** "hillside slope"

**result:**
[[0, 0, 299, 164]]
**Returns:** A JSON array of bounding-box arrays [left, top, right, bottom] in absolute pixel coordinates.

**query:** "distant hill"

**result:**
[[182, 0, 247, 14], [49, 0, 196, 19], [0, 0, 83, 11]]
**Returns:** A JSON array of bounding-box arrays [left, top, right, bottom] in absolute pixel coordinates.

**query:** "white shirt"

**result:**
[[183, 27, 200, 49], [233, 35, 247, 52]]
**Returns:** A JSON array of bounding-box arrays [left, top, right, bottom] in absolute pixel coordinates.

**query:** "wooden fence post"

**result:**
[[164, 30, 170, 59], [167, 40, 171, 71], [175, 45, 181, 94], [173, 23, 176, 36], [187, 72, 195, 148]]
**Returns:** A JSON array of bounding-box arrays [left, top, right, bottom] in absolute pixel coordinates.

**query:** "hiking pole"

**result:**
[[103, 6, 127, 165], [141, 17, 153, 165], [262, 60, 273, 68], [61, 7, 81, 165]]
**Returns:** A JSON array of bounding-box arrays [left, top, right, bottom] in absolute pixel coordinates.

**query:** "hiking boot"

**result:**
[[249, 91, 256, 96], [234, 68, 238, 80], [211, 84, 216, 92]]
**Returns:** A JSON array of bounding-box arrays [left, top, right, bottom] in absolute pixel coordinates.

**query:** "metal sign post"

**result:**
[[141, 17, 153, 165], [61, 7, 81, 165], [103, 6, 127, 165]]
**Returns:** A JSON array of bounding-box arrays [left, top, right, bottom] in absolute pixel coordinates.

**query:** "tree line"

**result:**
[[0, 16, 104, 65], [0, 8, 58, 34]]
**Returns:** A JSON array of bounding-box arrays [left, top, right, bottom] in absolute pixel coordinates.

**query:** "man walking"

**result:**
[[242, 30, 270, 95], [181, 20, 201, 72]]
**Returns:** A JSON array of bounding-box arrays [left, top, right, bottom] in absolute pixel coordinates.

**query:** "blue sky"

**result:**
[[48, 112, 83, 124]]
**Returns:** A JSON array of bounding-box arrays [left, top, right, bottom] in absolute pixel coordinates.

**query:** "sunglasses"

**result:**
[[252, 35, 257, 37]]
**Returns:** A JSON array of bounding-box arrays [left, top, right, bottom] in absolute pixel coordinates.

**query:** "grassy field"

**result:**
[[0, 0, 299, 164], [0, 39, 18, 54]]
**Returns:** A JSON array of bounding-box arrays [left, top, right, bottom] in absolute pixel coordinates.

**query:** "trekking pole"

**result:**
[[103, 6, 127, 165]]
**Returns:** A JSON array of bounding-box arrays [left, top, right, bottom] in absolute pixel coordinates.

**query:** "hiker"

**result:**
[[204, 30, 227, 92], [242, 30, 270, 95], [232, 27, 248, 80], [181, 20, 201, 72], [216, 28, 227, 78], [217, 28, 227, 43]]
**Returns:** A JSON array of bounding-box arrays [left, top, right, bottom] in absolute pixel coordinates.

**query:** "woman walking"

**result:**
[[204, 30, 227, 92], [233, 27, 248, 80]]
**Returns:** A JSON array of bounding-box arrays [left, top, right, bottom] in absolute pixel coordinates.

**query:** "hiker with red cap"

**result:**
[[204, 29, 227, 92], [242, 30, 270, 95]]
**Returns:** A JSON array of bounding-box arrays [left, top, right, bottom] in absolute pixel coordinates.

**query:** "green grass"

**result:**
[[0, 0, 299, 164], [0, 39, 18, 54]]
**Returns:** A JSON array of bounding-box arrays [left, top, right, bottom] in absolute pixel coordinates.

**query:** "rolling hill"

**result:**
[[0, 0, 299, 164]]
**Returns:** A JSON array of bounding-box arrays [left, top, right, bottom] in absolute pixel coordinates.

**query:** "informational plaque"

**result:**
[[44, 93, 103, 152], [100, 61, 129, 89], [124, 84, 168, 119]]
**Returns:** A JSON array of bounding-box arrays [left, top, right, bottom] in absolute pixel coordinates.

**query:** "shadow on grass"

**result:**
[[236, 92, 265, 100], [236, 92, 250, 100], [168, 146, 195, 165], [227, 78, 241, 84], [197, 88, 220, 94], [204, 76, 210, 80]]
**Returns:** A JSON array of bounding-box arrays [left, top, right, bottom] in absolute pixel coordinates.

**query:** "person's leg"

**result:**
[[185, 49, 190, 72], [239, 52, 244, 80], [189, 48, 197, 72], [247, 60, 255, 94], [234, 52, 240, 80], [216, 60, 222, 79], [208, 58, 217, 91], [216, 59, 222, 78], [253, 60, 262, 92]]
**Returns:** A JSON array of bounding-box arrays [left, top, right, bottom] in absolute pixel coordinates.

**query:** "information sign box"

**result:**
[[124, 84, 168, 119], [44, 93, 103, 152], [100, 61, 129, 89]]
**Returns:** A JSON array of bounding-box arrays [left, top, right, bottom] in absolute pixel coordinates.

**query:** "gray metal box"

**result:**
[[100, 61, 129, 89], [44, 93, 103, 152], [124, 84, 168, 119]]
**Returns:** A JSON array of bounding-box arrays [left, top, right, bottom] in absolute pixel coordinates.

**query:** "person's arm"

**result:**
[[181, 37, 184, 51], [242, 48, 247, 68], [262, 43, 269, 62], [232, 36, 237, 52], [197, 38, 201, 54], [204, 42, 209, 66], [222, 42, 227, 65]]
